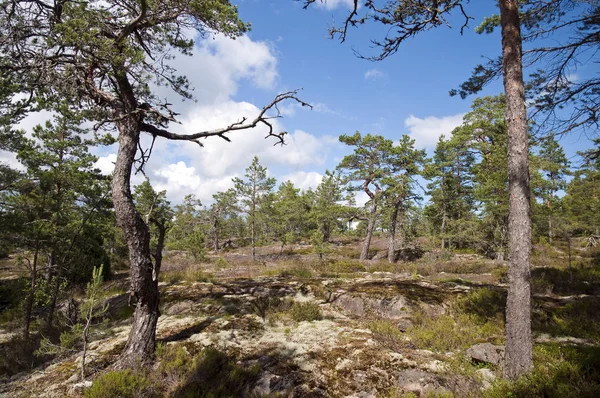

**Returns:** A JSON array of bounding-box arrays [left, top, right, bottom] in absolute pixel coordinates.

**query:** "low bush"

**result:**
[[85, 369, 154, 398], [289, 302, 323, 322], [173, 347, 260, 397], [368, 320, 406, 352], [487, 344, 600, 398]]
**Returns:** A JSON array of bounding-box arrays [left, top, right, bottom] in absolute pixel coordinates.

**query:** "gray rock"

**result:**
[[476, 368, 496, 390], [465, 343, 505, 366], [164, 299, 195, 315], [333, 293, 411, 319], [396, 318, 413, 332]]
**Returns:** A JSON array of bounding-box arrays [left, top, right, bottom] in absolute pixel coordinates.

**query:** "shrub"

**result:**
[[156, 344, 195, 388], [173, 348, 259, 397], [289, 302, 323, 322], [332, 259, 366, 273], [454, 288, 505, 323], [369, 319, 406, 352], [214, 256, 229, 269], [487, 345, 600, 398], [85, 370, 154, 398], [279, 265, 313, 278], [406, 305, 504, 353]]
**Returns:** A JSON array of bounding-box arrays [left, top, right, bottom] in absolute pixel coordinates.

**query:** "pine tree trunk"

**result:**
[[361, 201, 377, 261], [500, 0, 534, 379], [388, 204, 399, 263], [251, 216, 256, 261], [441, 209, 447, 250], [23, 245, 39, 340], [113, 116, 159, 366]]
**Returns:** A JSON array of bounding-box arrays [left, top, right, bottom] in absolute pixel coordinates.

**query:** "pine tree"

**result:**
[[233, 157, 276, 261]]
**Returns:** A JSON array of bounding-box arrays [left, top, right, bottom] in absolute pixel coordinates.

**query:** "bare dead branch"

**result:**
[[140, 89, 311, 145]]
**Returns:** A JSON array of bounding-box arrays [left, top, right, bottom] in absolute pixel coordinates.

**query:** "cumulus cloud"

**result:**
[[364, 68, 385, 80], [153, 34, 278, 111], [281, 171, 324, 191], [404, 113, 465, 149]]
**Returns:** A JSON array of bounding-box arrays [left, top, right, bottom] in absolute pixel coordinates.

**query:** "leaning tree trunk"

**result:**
[[113, 115, 159, 366], [500, 0, 534, 379], [361, 201, 377, 261]]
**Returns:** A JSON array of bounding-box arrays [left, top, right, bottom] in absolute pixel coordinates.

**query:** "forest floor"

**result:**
[[1, 237, 600, 397]]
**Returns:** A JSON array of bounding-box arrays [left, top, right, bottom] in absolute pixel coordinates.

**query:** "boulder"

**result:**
[[465, 343, 504, 366]]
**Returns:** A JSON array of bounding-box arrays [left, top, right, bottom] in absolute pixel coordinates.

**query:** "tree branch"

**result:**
[[140, 89, 311, 145]]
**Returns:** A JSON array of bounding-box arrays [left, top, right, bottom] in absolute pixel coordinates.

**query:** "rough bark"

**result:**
[[212, 210, 220, 251], [500, 0, 534, 379], [112, 114, 159, 366], [23, 246, 39, 340], [441, 208, 447, 250], [387, 202, 402, 263], [360, 180, 379, 261], [361, 205, 377, 261]]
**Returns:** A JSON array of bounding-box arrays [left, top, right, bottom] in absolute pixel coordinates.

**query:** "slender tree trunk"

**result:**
[[361, 201, 377, 261], [24, 245, 39, 340], [388, 203, 400, 263], [152, 223, 166, 280], [500, 0, 534, 379], [251, 215, 256, 261], [45, 252, 59, 333], [81, 308, 92, 380], [441, 209, 447, 250], [113, 116, 159, 366], [212, 214, 219, 251]]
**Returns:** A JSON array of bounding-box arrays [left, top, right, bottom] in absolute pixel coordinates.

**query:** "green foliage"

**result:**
[[289, 302, 323, 322], [368, 319, 406, 352], [233, 156, 276, 259], [311, 229, 331, 260], [487, 345, 600, 398], [535, 297, 600, 343], [85, 369, 154, 398], [310, 170, 348, 241], [160, 266, 214, 284], [156, 344, 194, 381], [214, 256, 229, 269], [407, 311, 502, 353], [276, 265, 313, 279], [167, 194, 206, 259], [330, 259, 366, 273], [454, 288, 505, 324], [173, 347, 260, 398]]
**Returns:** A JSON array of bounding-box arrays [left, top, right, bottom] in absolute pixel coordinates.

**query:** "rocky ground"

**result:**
[[1, 239, 600, 397]]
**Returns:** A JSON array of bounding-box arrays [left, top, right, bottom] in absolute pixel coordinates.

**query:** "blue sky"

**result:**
[[2, 0, 596, 206]]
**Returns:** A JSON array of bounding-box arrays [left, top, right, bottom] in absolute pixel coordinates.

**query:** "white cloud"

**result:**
[[152, 161, 234, 204], [154, 34, 278, 111], [354, 191, 370, 207], [364, 68, 385, 80], [313, 0, 356, 10], [0, 150, 23, 171], [281, 171, 323, 191], [94, 154, 117, 175], [404, 113, 465, 149]]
